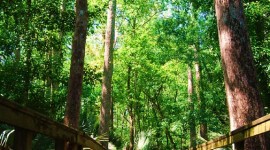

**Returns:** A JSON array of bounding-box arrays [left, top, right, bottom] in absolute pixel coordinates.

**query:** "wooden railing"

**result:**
[[190, 113, 270, 150], [0, 97, 105, 150]]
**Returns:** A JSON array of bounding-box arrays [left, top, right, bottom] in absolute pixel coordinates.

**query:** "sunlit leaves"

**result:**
[[0, 0, 268, 149]]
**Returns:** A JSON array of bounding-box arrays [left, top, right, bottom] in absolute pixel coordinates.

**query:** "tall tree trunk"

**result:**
[[128, 111, 135, 150], [24, 48, 32, 104], [188, 64, 196, 148], [23, 0, 32, 104], [194, 46, 208, 140], [126, 18, 137, 150], [46, 50, 54, 113], [99, 0, 116, 148], [14, 14, 21, 63], [48, 0, 66, 114], [111, 90, 114, 130], [63, 0, 88, 149], [127, 65, 135, 150], [215, 0, 267, 149], [134, 71, 140, 134], [64, 0, 88, 128]]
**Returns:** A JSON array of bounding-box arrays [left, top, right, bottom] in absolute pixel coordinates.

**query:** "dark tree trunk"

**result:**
[[23, 0, 32, 105], [194, 47, 208, 140], [14, 13, 21, 63], [24, 47, 32, 104], [63, 1, 88, 149], [64, 0, 88, 128], [215, 0, 267, 149], [111, 92, 114, 130], [188, 64, 196, 148], [99, 0, 116, 148], [126, 18, 137, 150], [129, 111, 135, 150], [127, 65, 135, 150]]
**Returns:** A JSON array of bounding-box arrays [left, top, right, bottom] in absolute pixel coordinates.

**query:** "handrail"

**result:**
[[190, 114, 270, 150], [0, 97, 105, 150]]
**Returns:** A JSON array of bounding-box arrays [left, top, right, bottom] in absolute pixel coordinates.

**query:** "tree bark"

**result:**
[[126, 18, 137, 150], [128, 110, 135, 150], [188, 64, 196, 148], [63, 1, 88, 149], [23, 0, 32, 105], [215, 0, 267, 149], [99, 0, 116, 148], [127, 65, 135, 150], [194, 46, 208, 140], [64, 0, 88, 128]]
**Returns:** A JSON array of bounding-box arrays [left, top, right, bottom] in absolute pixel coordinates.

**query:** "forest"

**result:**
[[0, 0, 269, 149]]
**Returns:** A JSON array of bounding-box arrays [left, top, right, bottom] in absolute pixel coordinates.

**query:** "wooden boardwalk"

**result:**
[[0, 97, 105, 150], [1, 96, 270, 150], [190, 113, 270, 150]]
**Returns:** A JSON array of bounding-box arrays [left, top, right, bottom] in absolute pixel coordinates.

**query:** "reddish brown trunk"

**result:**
[[63, 0, 88, 149], [99, 0, 116, 148], [188, 64, 196, 148], [215, 0, 267, 149], [64, 0, 88, 128]]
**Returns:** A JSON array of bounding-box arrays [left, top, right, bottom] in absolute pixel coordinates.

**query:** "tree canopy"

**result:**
[[0, 0, 269, 149]]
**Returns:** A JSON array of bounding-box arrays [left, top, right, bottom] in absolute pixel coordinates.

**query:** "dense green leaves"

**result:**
[[0, 0, 269, 149]]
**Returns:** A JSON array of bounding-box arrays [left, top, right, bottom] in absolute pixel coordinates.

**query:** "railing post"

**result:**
[[0, 98, 105, 150], [55, 139, 66, 150], [78, 145, 83, 150], [69, 143, 83, 150], [14, 127, 33, 150], [55, 141, 83, 150]]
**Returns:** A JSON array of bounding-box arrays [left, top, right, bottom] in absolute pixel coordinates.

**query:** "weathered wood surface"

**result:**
[[0, 97, 105, 150], [14, 127, 33, 150], [190, 114, 270, 150]]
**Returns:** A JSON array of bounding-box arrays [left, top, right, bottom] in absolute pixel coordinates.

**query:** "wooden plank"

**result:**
[[0, 97, 105, 150], [14, 127, 33, 150], [190, 114, 270, 150], [55, 141, 84, 150], [55, 139, 66, 150]]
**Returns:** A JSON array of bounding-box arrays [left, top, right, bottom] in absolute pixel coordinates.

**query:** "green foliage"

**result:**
[[0, 0, 268, 149], [245, 0, 270, 111], [0, 0, 105, 148]]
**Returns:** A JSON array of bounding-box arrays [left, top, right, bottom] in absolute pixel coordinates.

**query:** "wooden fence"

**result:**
[[2, 96, 270, 150], [0, 97, 105, 150], [190, 113, 270, 150]]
